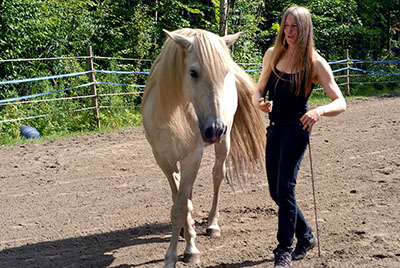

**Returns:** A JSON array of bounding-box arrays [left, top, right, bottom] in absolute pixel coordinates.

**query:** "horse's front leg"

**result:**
[[207, 136, 230, 237], [164, 147, 203, 268]]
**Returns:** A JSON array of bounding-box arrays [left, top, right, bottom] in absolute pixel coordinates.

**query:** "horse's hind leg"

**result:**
[[207, 138, 229, 237]]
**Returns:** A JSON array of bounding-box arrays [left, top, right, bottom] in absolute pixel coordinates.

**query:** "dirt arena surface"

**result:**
[[0, 95, 399, 268]]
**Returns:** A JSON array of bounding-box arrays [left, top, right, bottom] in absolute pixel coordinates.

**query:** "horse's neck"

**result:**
[[150, 78, 186, 115]]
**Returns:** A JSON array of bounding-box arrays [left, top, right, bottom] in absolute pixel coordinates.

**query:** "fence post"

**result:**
[[86, 46, 101, 129], [346, 49, 350, 96]]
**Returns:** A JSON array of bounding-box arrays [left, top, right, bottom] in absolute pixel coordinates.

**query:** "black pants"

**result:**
[[266, 120, 313, 253]]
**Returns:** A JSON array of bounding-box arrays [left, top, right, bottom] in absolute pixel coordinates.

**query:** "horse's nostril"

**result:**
[[203, 123, 227, 143], [204, 128, 214, 140], [222, 125, 227, 136]]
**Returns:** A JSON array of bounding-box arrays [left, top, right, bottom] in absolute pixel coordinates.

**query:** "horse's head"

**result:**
[[164, 29, 242, 144]]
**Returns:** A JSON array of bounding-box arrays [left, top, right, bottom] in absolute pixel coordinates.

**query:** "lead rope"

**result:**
[[308, 138, 328, 267]]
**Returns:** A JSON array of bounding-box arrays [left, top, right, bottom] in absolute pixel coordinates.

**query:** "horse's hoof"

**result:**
[[163, 259, 177, 268], [183, 252, 201, 264], [206, 225, 221, 237]]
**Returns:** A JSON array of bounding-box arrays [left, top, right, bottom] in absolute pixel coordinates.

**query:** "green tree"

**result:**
[[354, 0, 400, 59]]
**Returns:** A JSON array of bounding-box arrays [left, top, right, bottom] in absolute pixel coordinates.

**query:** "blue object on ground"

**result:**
[[20, 125, 40, 139]]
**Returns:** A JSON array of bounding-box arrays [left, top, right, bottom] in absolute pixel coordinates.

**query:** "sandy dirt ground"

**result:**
[[0, 95, 399, 268]]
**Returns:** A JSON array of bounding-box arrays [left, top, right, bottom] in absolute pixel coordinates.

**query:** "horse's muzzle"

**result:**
[[202, 120, 227, 144]]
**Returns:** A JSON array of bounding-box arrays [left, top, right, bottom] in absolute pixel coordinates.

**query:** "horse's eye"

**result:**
[[190, 70, 198, 78]]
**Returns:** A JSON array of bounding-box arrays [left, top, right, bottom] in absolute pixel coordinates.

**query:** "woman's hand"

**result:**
[[257, 98, 273, 113], [300, 107, 322, 131]]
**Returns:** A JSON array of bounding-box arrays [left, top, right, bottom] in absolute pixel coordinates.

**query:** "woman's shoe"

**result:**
[[274, 248, 292, 268], [291, 236, 317, 260]]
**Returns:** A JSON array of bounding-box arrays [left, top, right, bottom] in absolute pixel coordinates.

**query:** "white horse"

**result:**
[[141, 28, 265, 268]]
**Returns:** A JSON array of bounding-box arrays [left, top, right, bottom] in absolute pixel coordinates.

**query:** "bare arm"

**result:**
[[253, 47, 274, 113], [300, 54, 347, 130]]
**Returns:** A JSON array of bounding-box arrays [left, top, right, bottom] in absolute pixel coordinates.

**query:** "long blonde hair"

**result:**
[[268, 6, 314, 97]]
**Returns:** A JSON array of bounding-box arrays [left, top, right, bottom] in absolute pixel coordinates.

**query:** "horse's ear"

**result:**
[[223, 32, 243, 47], [163, 29, 194, 48]]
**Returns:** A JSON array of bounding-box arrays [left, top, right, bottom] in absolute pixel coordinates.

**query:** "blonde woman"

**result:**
[[252, 6, 346, 268]]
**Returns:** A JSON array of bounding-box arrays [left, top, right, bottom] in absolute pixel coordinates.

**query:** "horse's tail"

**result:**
[[227, 65, 266, 186]]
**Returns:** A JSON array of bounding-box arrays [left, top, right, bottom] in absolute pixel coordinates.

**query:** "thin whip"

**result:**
[[308, 138, 327, 267]]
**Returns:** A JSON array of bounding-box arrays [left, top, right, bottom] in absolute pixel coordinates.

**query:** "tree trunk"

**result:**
[[219, 0, 229, 36]]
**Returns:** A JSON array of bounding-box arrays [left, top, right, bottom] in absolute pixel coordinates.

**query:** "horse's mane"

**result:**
[[227, 64, 266, 184], [142, 28, 265, 182]]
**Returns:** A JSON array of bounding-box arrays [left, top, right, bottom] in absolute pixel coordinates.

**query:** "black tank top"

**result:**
[[265, 68, 315, 123]]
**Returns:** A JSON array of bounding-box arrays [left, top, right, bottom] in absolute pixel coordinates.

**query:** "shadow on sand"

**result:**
[[0, 222, 170, 268]]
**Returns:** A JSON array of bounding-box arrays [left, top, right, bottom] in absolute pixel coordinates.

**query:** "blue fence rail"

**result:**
[[0, 57, 399, 126]]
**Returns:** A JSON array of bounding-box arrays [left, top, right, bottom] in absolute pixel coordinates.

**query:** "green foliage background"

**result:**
[[0, 0, 399, 144]]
